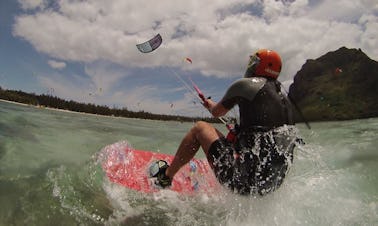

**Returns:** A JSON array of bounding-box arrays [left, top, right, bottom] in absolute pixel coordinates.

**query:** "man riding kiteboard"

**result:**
[[150, 49, 299, 196]]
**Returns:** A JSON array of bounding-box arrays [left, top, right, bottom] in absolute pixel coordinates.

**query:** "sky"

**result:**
[[0, 0, 377, 117]]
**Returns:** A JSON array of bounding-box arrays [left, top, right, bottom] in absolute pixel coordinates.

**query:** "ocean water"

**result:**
[[0, 100, 377, 226]]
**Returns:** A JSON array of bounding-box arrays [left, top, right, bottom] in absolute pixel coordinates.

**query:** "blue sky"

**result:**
[[0, 0, 377, 116]]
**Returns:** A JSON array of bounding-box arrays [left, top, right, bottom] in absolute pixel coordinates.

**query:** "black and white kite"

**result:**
[[136, 34, 162, 53]]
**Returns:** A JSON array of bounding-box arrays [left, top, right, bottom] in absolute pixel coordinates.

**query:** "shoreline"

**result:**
[[2, 99, 377, 124], [0, 99, 129, 119], [0, 99, 195, 123]]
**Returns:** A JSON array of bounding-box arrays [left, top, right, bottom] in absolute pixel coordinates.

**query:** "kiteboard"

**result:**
[[99, 141, 222, 194]]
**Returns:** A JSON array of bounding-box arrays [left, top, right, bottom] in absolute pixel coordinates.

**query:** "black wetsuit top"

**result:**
[[220, 77, 294, 132]]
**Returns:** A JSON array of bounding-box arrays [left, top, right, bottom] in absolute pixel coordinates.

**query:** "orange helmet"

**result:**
[[244, 49, 282, 79]]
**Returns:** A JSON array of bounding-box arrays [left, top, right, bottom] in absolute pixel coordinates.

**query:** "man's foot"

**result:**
[[149, 160, 172, 188]]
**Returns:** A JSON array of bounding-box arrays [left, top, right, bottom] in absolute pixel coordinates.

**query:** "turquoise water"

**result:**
[[0, 100, 377, 225]]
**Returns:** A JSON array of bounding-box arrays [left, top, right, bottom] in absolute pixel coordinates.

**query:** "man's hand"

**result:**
[[204, 99, 229, 118], [203, 98, 216, 110]]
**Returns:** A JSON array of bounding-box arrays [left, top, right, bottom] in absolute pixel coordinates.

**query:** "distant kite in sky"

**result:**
[[136, 34, 162, 53], [184, 57, 192, 64]]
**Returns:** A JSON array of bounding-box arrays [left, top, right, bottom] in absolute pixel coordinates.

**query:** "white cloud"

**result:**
[[84, 62, 127, 94], [305, 0, 377, 22], [47, 60, 66, 69], [18, 0, 45, 10], [13, 0, 378, 115], [359, 13, 378, 54], [37, 72, 89, 101], [13, 0, 378, 79]]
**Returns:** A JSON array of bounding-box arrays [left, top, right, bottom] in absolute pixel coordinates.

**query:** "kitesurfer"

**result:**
[[151, 49, 299, 195]]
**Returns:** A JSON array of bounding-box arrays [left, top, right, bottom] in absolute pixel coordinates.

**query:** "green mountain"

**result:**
[[289, 47, 378, 122]]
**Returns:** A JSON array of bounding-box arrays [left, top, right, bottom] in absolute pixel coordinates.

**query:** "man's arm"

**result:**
[[204, 99, 229, 118]]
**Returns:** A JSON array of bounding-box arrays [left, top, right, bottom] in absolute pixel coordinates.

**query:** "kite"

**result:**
[[136, 34, 162, 53], [184, 57, 192, 64]]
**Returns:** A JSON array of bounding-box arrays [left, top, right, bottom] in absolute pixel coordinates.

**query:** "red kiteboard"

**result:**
[[99, 141, 222, 194]]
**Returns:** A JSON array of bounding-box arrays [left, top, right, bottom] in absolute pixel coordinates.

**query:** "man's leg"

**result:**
[[165, 121, 224, 180]]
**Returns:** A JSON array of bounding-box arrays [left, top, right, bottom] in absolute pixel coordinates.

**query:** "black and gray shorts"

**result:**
[[207, 130, 295, 196]]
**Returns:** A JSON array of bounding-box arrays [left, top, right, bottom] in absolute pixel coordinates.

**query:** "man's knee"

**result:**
[[192, 121, 220, 146], [192, 121, 211, 132]]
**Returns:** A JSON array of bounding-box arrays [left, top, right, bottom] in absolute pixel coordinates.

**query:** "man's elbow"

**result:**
[[211, 106, 228, 118]]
